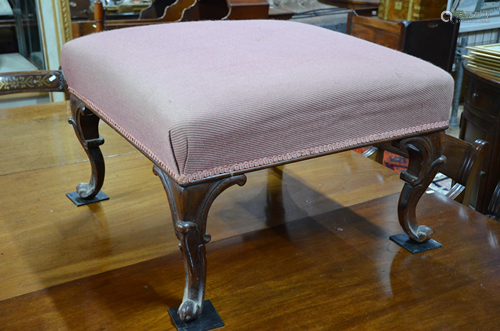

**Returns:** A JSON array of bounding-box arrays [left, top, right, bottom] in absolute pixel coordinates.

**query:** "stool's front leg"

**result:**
[[68, 95, 105, 199], [397, 131, 446, 242], [154, 166, 247, 322]]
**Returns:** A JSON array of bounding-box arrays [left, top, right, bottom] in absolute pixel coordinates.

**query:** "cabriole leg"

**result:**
[[396, 131, 446, 244], [67, 95, 108, 205], [154, 166, 247, 322]]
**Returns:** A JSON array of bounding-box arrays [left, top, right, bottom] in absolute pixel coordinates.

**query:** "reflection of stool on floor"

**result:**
[[1, 20, 453, 327]]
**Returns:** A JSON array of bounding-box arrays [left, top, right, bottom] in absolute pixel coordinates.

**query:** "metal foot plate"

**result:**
[[168, 300, 224, 331], [66, 191, 109, 206], [390, 233, 442, 254]]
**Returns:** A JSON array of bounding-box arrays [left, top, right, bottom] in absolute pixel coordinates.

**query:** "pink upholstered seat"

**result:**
[[61, 20, 453, 184]]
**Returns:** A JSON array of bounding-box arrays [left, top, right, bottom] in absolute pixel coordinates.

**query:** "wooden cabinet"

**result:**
[[378, 0, 447, 21], [460, 65, 500, 212], [347, 11, 404, 50]]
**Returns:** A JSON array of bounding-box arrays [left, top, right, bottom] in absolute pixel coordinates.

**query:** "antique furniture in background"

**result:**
[[72, 0, 270, 38], [401, 17, 459, 73], [460, 65, 500, 213], [318, 0, 378, 10], [72, 0, 198, 37], [378, 0, 446, 21], [1, 0, 71, 106], [69, 0, 92, 19], [347, 9, 403, 49], [364, 135, 488, 207], [346, 10, 405, 50], [487, 180, 500, 219], [347, 10, 459, 72]]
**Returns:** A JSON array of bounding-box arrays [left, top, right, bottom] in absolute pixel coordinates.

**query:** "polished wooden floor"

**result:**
[[1, 101, 499, 330]]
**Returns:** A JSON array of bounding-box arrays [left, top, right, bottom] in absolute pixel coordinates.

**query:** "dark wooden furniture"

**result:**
[[318, 0, 378, 10], [73, 0, 197, 37], [72, 0, 269, 38], [347, 11, 459, 72], [487, 180, 500, 219], [139, 0, 176, 19], [141, 0, 269, 20], [378, 0, 446, 21], [401, 17, 459, 73], [365, 135, 488, 206], [94, 0, 104, 33], [347, 10, 403, 49], [69, 0, 92, 19], [0, 71, 65, 94], [460, 65, 500, 213]]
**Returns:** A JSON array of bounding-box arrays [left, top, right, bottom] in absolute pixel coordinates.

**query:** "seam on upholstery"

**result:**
[[69, 88, 448, 185], [168, 131, 181, 175], [182, 137, 189, 176]]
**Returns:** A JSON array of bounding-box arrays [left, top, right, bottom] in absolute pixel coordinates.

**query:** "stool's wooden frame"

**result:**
[[1, 71, 447, 323]]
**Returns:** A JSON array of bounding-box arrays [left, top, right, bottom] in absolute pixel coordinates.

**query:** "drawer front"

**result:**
[[467, 79, 500, 119]]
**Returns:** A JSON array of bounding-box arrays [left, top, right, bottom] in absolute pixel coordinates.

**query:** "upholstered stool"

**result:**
[[58, 20, 453, 324]]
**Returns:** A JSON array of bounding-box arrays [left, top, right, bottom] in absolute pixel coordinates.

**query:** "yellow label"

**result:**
[[395, 1, 402, 10]]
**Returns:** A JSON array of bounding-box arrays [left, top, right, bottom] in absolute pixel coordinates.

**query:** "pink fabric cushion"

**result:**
[[61, 20, 453, 184]]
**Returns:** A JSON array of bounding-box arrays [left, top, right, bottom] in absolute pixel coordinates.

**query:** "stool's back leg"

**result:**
[[397, 131, 446, 242], [154, 166, 247, 322], [68, 95, 105, 199]]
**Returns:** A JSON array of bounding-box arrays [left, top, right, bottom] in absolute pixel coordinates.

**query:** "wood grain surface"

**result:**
[[3, 101, 495, 330], [0, 101, 403, 302], [1, 192, 499, 330]]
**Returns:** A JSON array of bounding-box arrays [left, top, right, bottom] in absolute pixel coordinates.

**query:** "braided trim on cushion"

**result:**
[[182, 121, 449, 183], [70, 88, 448, 185]]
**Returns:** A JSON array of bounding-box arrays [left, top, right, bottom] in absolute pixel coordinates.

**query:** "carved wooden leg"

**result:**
[[154, 166, 247, 322], [397, 131, 446, 243], [68, 95, 105, 199]]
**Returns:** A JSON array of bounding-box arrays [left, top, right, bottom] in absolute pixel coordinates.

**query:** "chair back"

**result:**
[[486, 182, 500, 219], [439, 135, 487, 205], [347, 11, 460, 73], [401, 16, 460, 73], [365, 135, 488, 207]]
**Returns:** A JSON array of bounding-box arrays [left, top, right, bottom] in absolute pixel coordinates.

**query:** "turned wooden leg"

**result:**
[[68, 95, 105, 199], [154, 166, 247, 322], [397, 131, 446, 243]]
